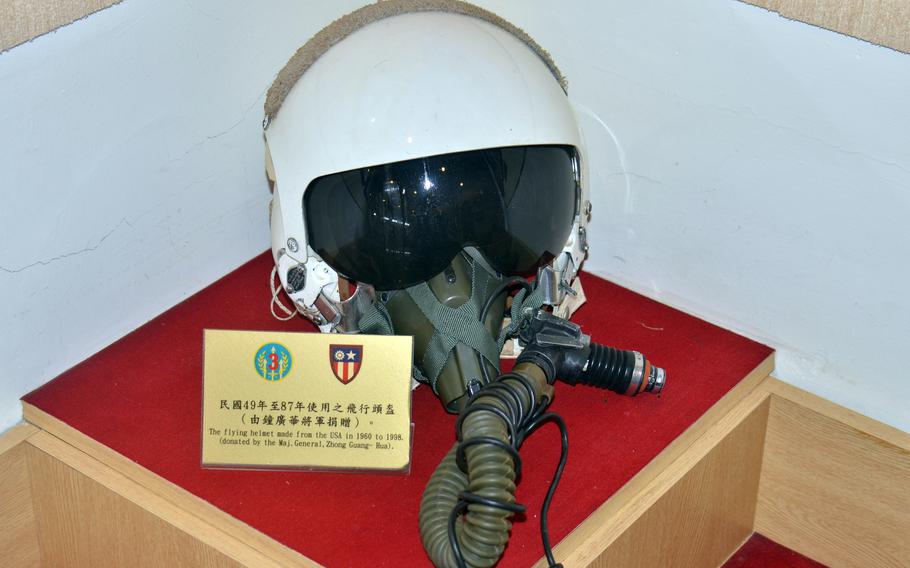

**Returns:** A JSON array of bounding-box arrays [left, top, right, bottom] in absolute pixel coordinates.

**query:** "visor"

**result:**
[[304, 145, 578, 290]]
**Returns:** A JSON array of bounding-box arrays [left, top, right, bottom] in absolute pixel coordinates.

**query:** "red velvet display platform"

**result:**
[[24, 252, 772, 567], [722, 534, 827, 567]]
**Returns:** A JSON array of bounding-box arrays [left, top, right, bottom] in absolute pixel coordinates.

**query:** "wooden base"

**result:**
[[0, 424, 41, 568], [541, 355, 774, 567], [755, 381, 910, 568], [5, 367, 909, 567]]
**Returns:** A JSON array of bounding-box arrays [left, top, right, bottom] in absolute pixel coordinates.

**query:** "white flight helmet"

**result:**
[[264, 4, 589, 333]]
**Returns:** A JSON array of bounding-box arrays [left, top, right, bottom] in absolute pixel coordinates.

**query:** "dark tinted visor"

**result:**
[[305, 145, 578, 290]]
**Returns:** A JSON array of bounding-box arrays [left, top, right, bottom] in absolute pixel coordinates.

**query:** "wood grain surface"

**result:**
[[22, 403, 318, 567], [25, 431, 292, 568], [590, 398, 770, 568], [0, 425, 41, 568], [756, 380, 910, 567], [539, 359, 774, 568]]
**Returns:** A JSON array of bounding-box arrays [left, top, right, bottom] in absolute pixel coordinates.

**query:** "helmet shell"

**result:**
[[265, 11, 587, 329]]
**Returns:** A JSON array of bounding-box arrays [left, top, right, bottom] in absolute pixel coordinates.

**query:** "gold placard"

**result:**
[[202, 329, 413, 471]]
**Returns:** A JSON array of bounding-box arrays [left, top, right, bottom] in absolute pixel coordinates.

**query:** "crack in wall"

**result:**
[[0, 217, 131, 274], [166, 86, 269, 167], [585, 62, 910, 178], [606, 170, 664, 185]]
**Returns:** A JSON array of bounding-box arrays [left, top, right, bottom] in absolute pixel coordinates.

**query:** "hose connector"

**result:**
[[579, 344, 666, 396], [516, 310, 666, 396]]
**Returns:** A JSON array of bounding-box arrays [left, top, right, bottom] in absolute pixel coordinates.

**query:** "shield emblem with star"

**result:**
[[329, 344, 363, 384]]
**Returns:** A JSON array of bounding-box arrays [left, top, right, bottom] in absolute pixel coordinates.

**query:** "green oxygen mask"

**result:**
[[381, 250, 510, 414]]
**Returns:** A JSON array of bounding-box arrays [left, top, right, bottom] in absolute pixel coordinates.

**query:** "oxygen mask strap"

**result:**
[[358, 299, 427, 383], [357, 297, 395, 335], [402, 258, 500, 390]]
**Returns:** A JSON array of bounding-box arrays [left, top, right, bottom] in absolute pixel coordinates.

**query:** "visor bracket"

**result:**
[[537, 260, 575, 307]]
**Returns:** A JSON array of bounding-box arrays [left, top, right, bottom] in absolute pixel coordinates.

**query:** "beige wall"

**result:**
[[742, 0, 909, 53], [1, 0, 121, 52], [3, 2, 909, 55]]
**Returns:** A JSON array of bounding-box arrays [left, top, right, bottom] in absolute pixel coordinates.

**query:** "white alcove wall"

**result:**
[[1, 0, 908, 433], [0, 0, 365, 431], [480, 0, 910, 431]]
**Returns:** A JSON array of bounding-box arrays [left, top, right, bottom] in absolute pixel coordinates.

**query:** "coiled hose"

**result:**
[[419, 362, 561, 568], [419, 308, 666, 567]]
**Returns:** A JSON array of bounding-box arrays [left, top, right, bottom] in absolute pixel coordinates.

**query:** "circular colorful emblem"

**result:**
[[254, 342, 292, 381]]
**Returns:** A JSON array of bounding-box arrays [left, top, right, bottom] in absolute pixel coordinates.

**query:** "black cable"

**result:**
[[476, 277, 534, 386], [447, 501, 469, 568], [448, 372, 568, 568], [479, 276, 533, 325], [524, 412, 569, 568]]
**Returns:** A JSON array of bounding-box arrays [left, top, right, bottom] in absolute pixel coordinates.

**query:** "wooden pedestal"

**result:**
[[3, 370, 908, 567]]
